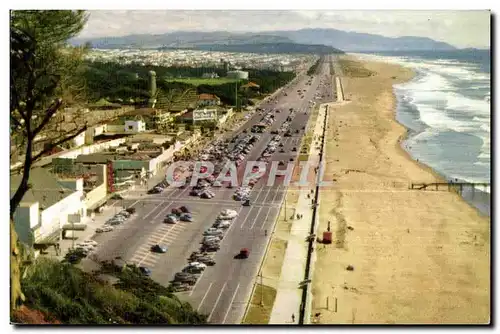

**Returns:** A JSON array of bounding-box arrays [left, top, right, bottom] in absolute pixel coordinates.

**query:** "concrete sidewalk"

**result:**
[[268, 105, 327, 324]]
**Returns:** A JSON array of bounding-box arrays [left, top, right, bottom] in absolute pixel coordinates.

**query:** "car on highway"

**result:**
[[151, 244, 168, 253], [235, 248, 250, 259]]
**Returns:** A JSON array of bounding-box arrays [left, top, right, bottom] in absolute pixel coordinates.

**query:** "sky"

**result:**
[[78, 10, 491, 49]]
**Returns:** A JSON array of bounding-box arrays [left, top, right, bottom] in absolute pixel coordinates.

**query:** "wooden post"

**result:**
[[326, 297, 329, 310], [335, 297, 338, 313]]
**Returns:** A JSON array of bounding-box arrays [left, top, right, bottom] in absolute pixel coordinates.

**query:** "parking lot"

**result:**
[[81, 60, 333, 324]]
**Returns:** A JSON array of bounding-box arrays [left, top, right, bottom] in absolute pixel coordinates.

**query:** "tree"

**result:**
[[10, 10, 89, 311]]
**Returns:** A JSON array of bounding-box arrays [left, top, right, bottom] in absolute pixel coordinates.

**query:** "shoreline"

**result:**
[[311, 55, 490, 324], [355, 53, 490, 217]]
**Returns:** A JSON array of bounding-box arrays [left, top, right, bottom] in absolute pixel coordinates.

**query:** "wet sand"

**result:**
[[311, 56, 490, 324]]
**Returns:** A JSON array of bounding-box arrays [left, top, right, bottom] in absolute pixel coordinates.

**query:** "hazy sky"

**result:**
[[79, 10, 491, 48]]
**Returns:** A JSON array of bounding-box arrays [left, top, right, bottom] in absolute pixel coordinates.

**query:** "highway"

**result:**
[[90, 55, 335, 324]]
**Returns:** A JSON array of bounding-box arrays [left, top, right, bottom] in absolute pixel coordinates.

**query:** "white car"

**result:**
[[217, 221, 231, 229], [204, 230, 223, 236], [220, 209, 238, 219], [82, 240, 98, 246], [188, 262, 207, 269]]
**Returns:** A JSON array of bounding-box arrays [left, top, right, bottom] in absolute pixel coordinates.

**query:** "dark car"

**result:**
[[139, 266, 152, 276], [234, 248, 250, 259], [198, 257, 216, 266], [172, 208, 182, 215], [125, 207, 136, 214], [111, 194, 124, 200], [292, 147, 297, 152], [151, 244, 168, 253]]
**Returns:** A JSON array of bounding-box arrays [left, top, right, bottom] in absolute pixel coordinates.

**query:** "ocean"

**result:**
[[352, 50, 491, 216]]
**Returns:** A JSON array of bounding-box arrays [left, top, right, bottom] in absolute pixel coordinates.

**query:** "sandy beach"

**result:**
[[311, 56, 490, 324]]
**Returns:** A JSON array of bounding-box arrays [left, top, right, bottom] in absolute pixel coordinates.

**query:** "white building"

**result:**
[[124, 120, 146, 133], [11, 168, 86, 255]]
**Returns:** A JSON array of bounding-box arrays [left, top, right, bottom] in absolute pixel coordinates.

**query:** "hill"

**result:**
[[74, 28, 456, 52], [270, 28, 456, 52], [73, 31, 294, 49], [14, 258, 207, 324]]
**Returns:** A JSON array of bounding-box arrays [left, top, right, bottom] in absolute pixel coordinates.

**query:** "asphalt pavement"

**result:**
[[91, 57, 334, 324]]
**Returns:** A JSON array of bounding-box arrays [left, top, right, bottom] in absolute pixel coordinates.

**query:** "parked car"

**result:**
[[151, 244, 168, 253], [139, 266, 152, 276], [164, 215, 178, 224], [180, 206, 190, 213], [126, 207, 136, 214], [197, 257, 216, 266], [180, 213, 193, 222], [111, 194, 124, 200]]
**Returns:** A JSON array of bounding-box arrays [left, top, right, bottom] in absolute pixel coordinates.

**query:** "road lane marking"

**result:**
[[249, 207, 263, 229], [222, 283, 240, 324], [271, 188, 281, 203], [208, 281, 227, 322], [189, 270, 206, 297], [152, 202, 174, 221], [129, 199, 140, 208], [137, 223, 180, 266], [143, 203, 163, 220], [260, 207, 273, 231], [262, 187, 273, 203], [239, 208, 254, 229], [197, 282, 213, 310]]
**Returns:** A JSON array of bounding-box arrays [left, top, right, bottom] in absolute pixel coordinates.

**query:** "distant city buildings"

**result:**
[[85, 49, 314, 73]]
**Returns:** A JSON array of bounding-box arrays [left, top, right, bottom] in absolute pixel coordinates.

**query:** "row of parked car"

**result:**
[[164, 205, 193, 224], [168, 209, 239, 292], [102, 207, 136, 227], [148, 179, 169, 194]]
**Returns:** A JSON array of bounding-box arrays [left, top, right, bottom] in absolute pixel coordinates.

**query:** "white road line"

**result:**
[[260, 207, 273, 230], [250, 207, 263, 229], [222, 283, 240, 324], [137, 224, 180, 266], [239, 208, 254, 229], [196, 282, 213, 310], [129, 199, 140, 208], [143, 203, 163, 220], [152, 202, 174, 221], [208, 281, 227, 322], [271, 187, 281, 203], [189, 270, 206, 297], [262, 187, 273, 203]]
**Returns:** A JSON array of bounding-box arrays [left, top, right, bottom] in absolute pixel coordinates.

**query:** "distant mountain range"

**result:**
[[159, 43, 342, 55], [73, 28, 457, 52]]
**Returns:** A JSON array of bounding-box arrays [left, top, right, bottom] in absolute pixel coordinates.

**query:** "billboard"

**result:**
[[193, 109, 217, 122]]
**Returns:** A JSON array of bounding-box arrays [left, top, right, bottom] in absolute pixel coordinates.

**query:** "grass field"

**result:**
[[164, 78, 242, 86]]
